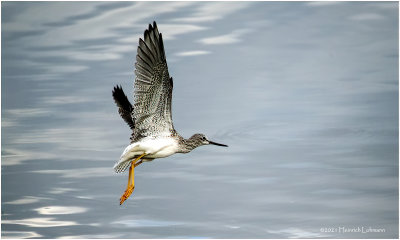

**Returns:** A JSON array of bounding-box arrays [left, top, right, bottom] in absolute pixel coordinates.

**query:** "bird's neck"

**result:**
[[178, 137, 199, 153]]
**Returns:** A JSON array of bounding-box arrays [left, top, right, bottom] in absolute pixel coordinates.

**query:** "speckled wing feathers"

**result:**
[[132, 22, 174, 143]]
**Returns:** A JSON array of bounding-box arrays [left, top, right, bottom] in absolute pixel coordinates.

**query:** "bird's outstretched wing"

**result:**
[[112, 85, 135, 130], [131, 21, 174, 143]]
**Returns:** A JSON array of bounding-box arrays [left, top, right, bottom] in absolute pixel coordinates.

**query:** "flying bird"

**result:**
[[112, 21, 228, 205]]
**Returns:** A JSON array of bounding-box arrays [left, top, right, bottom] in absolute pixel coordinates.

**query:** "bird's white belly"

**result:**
[[121, 137, 178, 160], [114, 137, 179, 173]]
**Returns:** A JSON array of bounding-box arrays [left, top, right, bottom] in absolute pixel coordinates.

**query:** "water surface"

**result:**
[[1, 1, 399, 238]]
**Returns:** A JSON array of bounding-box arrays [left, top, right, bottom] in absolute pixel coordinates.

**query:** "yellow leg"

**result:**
[[134, 159, 143, 168], [120, 153, 146, 205]]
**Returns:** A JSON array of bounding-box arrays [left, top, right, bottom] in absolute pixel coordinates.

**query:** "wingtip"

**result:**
[[144, 21, 158, 35], [112, 84, 122, 93], [143, 29, 149, 40], [112, 85, 118, 94]]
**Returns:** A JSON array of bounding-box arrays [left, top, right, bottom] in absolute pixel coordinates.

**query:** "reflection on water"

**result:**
[[2, 218, 78, 228], [266, 228, 329, 238], [112, 219, 182, 228], [2, 231, 43, 239], [34, 206, 87, 215], [1, 1, 398, 239], [4, 196, 45, 205]]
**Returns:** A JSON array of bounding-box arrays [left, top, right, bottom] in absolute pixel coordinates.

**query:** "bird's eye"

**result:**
[[202, 136, 206, 141]]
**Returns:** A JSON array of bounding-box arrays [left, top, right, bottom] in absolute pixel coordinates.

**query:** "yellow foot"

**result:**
[[120, 185, 134, 205]]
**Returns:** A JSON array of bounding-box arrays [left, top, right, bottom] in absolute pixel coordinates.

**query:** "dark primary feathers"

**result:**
[[112, 85, 135, 130], [132, 21, 175, 142]]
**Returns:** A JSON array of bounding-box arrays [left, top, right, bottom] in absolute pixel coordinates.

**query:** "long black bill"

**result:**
[[209, 140, 228, 147]]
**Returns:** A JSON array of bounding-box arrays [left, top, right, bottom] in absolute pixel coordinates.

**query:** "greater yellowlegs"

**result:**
[[112, 21, 228, 205]]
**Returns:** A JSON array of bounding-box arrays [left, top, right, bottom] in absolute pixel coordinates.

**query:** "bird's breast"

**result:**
[[121, 137, 179, 161], [143, 137, 179, 158]]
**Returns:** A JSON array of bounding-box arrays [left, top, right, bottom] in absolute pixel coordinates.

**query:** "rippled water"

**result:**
[[1, 1, 399, 239]]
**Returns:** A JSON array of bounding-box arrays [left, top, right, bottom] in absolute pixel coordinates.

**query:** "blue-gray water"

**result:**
[[1, 1, 398, 239]]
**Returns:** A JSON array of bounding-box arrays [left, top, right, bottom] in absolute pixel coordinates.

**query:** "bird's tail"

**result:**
[[113, 143, 138, 173], [113, 159, 132, 173]]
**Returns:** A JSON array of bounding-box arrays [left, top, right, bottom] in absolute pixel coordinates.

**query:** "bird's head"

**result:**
[[188, 133, 228, 148]]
